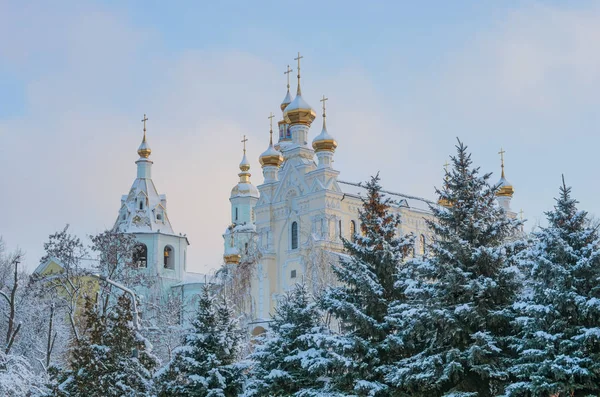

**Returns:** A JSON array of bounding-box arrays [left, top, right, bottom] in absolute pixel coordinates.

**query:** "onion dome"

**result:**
[[496, 148, 514, 197], [312, 96, 337, 152], [281, 64, 293, 112], [284, 92, 316, 126], [239, 152, 250, 172], [497, 175, 514, 197], [260, 114, 284, 167], [281, 89, 292, 112], [283, 53, 316, 126], [138, 114, 151, 158]]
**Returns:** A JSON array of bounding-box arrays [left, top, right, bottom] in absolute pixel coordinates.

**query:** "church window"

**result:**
[[139, 200, 144, 210], [245, 242, 249, 254], [291, 222, 298, 250], [156, 213, 162, 221], [164, 245, 175, 269], [419, 234, 426, 256], [235, 208, 238, 221], [338, 220, 342, 238], [133, 244, 147, 268], [350, 220, 356, 241], [291, 270, 297, 279]]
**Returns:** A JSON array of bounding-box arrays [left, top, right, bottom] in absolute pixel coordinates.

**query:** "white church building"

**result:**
[[222, 56, 517, 335]]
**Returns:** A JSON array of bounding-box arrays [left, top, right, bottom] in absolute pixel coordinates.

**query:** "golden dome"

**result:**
[[496, 148, 514, 197], [497, 177, 514, 197], [284, 93, 316, 126], [137, 133, 151, 158], [438, 198, 453, 208], [283, 53, 316, 126], [312, 95, 337, 152], [223, 252, 241, 265], [138, 114, 151, 158], [281, 89, 292, 112], [260, 114, 284, 167]]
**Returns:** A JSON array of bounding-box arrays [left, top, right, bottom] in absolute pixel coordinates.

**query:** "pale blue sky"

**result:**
[[1, 1, 599, 272]]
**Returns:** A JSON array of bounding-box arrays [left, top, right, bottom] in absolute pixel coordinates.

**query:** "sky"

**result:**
[[1, 0, 600, 273]]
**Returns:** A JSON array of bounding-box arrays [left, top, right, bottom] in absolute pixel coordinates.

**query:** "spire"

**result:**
[[496, 147, 514, 197], [239, 135, 250, 173], [438, 161, 453, 208], [231, 135, 258, 199], [283, 52, 316, 126], [295, 52, 303, 96], [499, 147, 506, 178], [281, 65, 293, 111], [259, 112, 284, 168], [137, 114, 152, 159], [312, 95, 337, 153]]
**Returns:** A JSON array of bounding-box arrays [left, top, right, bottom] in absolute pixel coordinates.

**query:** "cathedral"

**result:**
[[221, 55, 517, 335], [34, 55, 516, 331]]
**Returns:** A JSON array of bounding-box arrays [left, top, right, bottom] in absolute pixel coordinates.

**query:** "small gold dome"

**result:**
[[223, 252, 241, 265], [284, 93, 316, 126], [497, 177, 515, 197], [138, 135, 151, 158], [438, 198, 453, 208], [312, 112, 337, 152], [239, 153, 250, 172], [281, 89, 292, 112], [259, 144, 283, 167]]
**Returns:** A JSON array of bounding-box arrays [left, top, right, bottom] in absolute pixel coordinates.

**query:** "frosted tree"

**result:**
[[506, 178, 600, 396], [53, 294, 158, 397], [245, 282, 344, 397], [320, 174, 415, 396], [155, 286, 244, 397], [388, 140, 524, 396]]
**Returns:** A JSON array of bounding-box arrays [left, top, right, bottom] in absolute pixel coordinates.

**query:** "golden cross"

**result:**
[[320, 95, 329, 117], [141, 114, 148, 134], [284, 65, 293, 90], [241, 135, 248, 154], [498, 147, 506, 177], [443, 161, 450, 172], [268, 112, 275, 144], [294, 52, 303, 94]]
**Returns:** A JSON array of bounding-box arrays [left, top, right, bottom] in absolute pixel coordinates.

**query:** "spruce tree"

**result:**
[[506, 178, 600, 396], [52, 294, 158, 397], [388, 140, 524, 396], [321, 174, 415, 396], [155, 287, 244, 397], [245, 282, 344, 397]]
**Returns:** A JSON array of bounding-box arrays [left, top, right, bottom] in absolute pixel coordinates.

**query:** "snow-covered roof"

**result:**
[[338, 180, 433, 212], [113, 168, 175, 234]]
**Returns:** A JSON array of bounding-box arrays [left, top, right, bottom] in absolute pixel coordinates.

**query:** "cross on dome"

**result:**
[[498, 147, 506, 178], [294, 52, 303, 95], [284, 65, 293, 90], [320, 95, 328, 117], [137, 113, 151, 159], [241, 135, 248, 154]]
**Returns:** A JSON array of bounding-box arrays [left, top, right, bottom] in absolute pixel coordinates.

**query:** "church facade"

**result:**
[[223, 56, 517, 334]]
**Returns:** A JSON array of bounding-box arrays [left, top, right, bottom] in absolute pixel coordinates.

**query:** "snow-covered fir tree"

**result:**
[[155, 286, 244, 397], [387, 140, 524, 396], [506, 178, 600, 396], [245, 282, 344, 397], [52, 294, 158, 397], [321, 174, 415, 396]]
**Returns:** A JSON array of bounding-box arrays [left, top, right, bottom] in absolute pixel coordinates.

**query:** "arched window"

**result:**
[[164, 245, 175, 269], [139, 200, 143, 210], [419, 234, 426, 256], [133, 243, 147, 268], [350, 220, 356, 241], [245, 242, 249, 254], [338, 220, 342, 239], [235, 208, 238, 221], [291, 221, 299, 250]]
